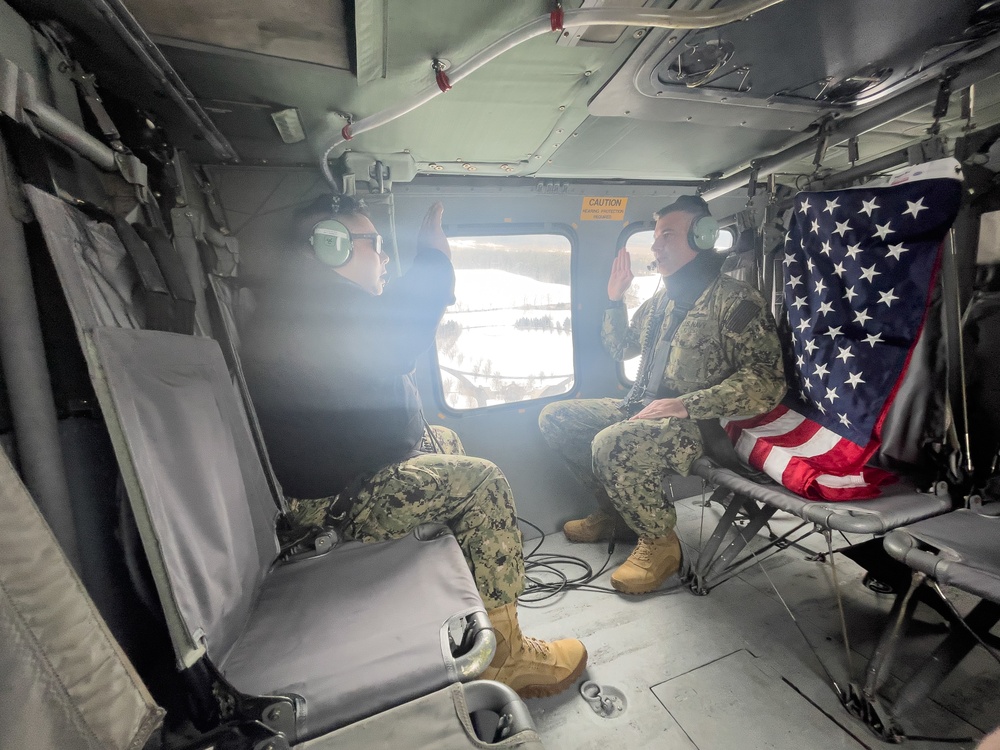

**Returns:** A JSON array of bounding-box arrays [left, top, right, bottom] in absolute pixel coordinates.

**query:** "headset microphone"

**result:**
[[647, 259, 658, 271]]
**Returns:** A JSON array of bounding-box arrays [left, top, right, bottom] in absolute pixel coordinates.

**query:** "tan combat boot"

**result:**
[[479, 602, 588, 699], [563, 510, 615, 542], [610, 532, 682, 595]]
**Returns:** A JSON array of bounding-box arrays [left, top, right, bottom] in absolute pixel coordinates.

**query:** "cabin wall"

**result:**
[[207, 166, 749, 533]]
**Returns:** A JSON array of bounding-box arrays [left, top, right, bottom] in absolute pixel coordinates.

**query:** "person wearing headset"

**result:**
[[539, 195, 786, 595], [241, 195, 587, 699]]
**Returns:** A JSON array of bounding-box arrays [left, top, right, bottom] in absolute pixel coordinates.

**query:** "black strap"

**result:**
[[643, 301, 695, 402], [620, 275, 715, 416]]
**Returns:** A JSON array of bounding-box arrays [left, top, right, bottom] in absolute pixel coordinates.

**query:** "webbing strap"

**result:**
[[642, 301, 695, 402]]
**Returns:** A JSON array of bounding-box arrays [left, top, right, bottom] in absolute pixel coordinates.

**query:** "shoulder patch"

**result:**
[[725, 298, 760, 334]]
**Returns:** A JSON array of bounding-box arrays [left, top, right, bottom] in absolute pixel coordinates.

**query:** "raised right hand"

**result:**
[[607, 247, 634, 301]]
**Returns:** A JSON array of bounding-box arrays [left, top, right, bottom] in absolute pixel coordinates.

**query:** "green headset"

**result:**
[[689, 212, 720, 251], [661, 195, 720, 251], [309, 218, 354, 267]]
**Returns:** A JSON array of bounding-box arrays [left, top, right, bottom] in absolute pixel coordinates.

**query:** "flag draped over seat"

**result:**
[[725, 163, 963, 500]]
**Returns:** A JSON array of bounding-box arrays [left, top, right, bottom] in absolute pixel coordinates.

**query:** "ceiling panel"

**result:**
[[123, 0, 352, 69]]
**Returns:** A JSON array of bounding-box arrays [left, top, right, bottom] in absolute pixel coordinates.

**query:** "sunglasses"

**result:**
[[351, 232, 384, 256]]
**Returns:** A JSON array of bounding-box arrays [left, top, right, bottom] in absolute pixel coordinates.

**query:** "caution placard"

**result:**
[[581, 196, 628, 221]]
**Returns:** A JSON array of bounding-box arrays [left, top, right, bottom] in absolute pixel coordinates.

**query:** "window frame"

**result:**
[[431, 222, 579, 416], [615, 220, 656, 388]]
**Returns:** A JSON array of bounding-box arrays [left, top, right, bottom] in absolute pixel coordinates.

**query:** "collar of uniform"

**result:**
[[664, 251, 724, 306]]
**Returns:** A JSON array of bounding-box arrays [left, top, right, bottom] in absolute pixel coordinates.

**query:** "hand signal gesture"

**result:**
[[607, 247, 634, 302], [418, 201, 451, 259]]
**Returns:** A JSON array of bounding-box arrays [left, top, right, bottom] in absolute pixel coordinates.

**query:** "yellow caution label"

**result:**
[[581, 196, 628, 221]]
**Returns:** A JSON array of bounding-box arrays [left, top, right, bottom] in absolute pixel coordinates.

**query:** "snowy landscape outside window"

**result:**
[[436, 232, 575, 410], [622, 228, 660, 382]]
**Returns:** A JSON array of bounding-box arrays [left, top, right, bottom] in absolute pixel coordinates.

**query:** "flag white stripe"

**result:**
[[761, 426, 842, 480], [734, 411, 806, 460], [815, 473, 868, 488]]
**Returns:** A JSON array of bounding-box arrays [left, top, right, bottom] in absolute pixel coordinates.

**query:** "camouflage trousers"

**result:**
[[286, 426, 524, 609], [538, 398, 703, 538]]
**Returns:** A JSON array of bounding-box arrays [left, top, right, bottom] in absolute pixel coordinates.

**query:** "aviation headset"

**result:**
[[309, 218, 354, 268], [657, 194, 720, 252]]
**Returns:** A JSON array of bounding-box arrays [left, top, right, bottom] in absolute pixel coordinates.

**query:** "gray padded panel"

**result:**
[[297, 682, 543, 750], [91, 327, 279, 662], [692, 458, 951, 534], [884, 510, 1000, 602], [224, 533, 484, 739], [26, 186, 144, 331], [207, 274, 285, 511], [0, 443, 163, 750]]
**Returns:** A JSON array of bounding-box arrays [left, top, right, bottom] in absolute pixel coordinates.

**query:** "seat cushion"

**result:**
[[884, 510, 1000, 602], [692, 457, 951, 534], [221, 531, 484, 741]]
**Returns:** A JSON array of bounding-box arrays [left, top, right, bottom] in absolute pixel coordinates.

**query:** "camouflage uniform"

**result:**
[[539, 274, 785, 538], [287, 426, 524, 609]]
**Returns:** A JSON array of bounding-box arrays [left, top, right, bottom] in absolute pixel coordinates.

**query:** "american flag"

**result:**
[[724, 163, 963, 500]]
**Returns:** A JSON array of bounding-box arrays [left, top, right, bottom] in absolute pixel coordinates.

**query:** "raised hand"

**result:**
[[418, 201, 451, 259], [607, 247, 634, 301]]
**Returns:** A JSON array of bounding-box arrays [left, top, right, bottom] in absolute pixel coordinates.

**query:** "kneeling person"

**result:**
[[540, 196, 785, 594], [242, 195, 586, 697]]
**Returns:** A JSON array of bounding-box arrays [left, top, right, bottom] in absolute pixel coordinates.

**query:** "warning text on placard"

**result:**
[[581, 196, 628, 221]]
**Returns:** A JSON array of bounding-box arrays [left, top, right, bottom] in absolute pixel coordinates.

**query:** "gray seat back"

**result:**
[[87, 326, 279, 666], [208, 274, 286, 512], [0, 446, 164, 749]]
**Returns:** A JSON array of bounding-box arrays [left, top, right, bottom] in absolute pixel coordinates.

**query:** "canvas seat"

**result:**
[[838, 510, 1000, 739], [687, 456, 952, 594], [1, 438, 539, 750], [86, 325, 493, 742]]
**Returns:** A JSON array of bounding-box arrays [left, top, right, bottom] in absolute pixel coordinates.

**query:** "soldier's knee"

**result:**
[[591, 428, 618, 477], [538, 401, 564, 441]]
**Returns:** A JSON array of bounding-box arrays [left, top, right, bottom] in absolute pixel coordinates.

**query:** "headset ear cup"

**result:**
[[689, 215, 720, 251], [311, 219, 353, 267]]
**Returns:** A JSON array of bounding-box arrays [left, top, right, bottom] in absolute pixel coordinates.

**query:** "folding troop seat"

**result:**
[[680, 164, 978, 738], [20, 182, 525, 743], [1, 438, 542, 749], [842, 510, 1000, 739]]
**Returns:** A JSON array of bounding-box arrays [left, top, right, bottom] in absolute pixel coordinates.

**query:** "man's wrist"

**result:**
[[606, 297, 625, 309]]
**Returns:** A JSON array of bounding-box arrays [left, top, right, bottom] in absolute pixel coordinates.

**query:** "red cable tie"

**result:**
[[435, 68, 452, 93], [341, 123, 353, 141], [550, 5, 564, 31]]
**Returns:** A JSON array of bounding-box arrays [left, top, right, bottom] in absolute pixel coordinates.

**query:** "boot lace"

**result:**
[[632, 537, 655, 563], [523, 636, 551, 657]]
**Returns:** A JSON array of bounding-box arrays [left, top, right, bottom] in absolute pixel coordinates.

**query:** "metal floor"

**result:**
[[517, 494, 999, 750]]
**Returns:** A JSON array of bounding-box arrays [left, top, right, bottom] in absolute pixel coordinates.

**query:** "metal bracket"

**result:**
[[746, 160, 760, 205], [846, 136, 860, 165], [812, 115, 836, 171], [928, 66, 960, 135], [369, 159, 391, 194], [580, 681, 627, 718]]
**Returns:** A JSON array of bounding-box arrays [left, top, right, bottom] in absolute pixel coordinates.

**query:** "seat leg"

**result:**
[[688, 490, 747, 592], [889, 599, 1000, 723]]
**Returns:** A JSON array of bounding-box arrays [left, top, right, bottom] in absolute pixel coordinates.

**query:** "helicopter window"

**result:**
[[435, 231, 575, 410]]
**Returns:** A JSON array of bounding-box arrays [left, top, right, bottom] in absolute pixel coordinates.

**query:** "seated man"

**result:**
[[241, 195, 586, 698], [539, 195, 786, 594]]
